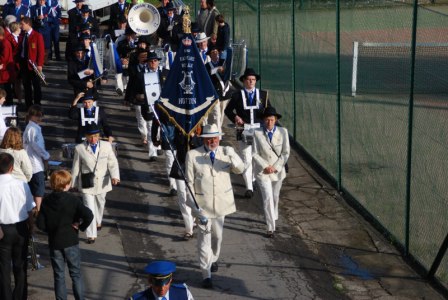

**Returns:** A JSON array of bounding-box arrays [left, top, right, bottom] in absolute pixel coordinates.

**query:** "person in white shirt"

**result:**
[[23, 105, 50, 211], [0, 127, 33, 182], [0, 152, 36, 300]]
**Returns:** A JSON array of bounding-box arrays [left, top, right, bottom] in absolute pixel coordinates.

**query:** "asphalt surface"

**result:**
[[18, 57, 446, 299]]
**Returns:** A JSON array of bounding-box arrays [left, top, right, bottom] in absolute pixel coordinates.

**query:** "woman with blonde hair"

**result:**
[[0, 127, 33, 182]]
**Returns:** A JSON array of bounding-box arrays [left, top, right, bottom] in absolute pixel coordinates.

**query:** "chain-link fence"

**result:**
[[183, 0, 448, 288]]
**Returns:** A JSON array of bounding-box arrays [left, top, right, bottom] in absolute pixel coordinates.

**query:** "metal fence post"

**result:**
[[405, 0, 419, 256], [292, 0, 296, 139], [336, 0, 342, 191]]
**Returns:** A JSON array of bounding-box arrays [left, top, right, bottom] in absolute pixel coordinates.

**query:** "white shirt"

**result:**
[[151, 285, 194, 300], [23, 120, 50, 174], [0, 174, 35, 224]]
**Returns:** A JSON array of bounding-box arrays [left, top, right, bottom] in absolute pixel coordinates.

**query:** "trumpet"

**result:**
[[28, 59, 48, 85]]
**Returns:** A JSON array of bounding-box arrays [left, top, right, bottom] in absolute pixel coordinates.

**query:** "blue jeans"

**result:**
[[50, 244, 84, 300]]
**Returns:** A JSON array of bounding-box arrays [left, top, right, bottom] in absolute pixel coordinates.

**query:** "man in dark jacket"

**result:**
[[36, 169, 93, 300]]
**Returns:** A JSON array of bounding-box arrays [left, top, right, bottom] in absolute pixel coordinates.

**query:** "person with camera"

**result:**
[[252, 107, 290, 238], [71, 123, 120, 244]]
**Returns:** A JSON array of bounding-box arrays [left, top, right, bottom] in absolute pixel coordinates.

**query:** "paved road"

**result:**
[[22, 58, 445, 300]]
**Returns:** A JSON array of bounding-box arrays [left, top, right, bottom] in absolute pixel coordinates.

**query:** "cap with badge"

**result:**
[[81, 93, 95, 102], [144, 261, 176, 287]]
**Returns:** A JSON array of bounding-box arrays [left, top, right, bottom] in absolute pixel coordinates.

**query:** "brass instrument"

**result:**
[[122, 46, 137, 69], [128, 3, 160, 36], [28, 59, 48, 85], [28, 235, 44, 270]]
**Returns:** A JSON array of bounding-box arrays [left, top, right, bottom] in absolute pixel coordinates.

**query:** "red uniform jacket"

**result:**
[[18, 29, 45, 70], [0, 38, 13, 83]]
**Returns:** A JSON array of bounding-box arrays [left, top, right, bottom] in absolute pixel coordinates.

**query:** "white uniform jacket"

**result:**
[[71, 140, 120, 195], [186, 145, 244, 218], [252, 127, 290, 182]]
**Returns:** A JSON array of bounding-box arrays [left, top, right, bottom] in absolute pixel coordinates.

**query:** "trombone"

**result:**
[[28, 59, 48, 85]]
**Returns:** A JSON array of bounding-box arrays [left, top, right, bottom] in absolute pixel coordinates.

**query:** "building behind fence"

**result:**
[[184, 0, 448, 287]]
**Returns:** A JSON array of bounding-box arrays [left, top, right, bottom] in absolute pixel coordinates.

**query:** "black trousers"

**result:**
[[20, 62, 42, 109], [0, 221, 30, 300]]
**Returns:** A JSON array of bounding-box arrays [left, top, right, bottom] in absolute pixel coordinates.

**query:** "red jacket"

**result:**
[[0, 38, 13, 83], [18, 29, 45, 70]]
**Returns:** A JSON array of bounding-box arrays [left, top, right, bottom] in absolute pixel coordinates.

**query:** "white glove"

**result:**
[[223, 146, 235, 157], [194, 208, 208, 226]]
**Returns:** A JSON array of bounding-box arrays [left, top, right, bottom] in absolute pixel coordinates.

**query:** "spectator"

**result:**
[[0, 152, 35, 300], [23, 104, 50, 211], [36, 170, 93, 300], [0, 127, 33, 182], [215, 14, 230, 60]]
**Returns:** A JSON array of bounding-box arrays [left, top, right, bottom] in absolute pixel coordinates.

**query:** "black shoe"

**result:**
[[149, 156, 157, 162], [86, 238, 95, 244], [244, 190, 253, 198], [169, 188, 177, 196], [157, 149, 164, 156], [211, 262, 218, 273], [202, 278, 213, 289], [267, 231, 274, 238], [116, 88, 123, 96]]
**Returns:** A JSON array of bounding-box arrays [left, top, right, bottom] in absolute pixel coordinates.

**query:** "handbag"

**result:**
[[81, 145, 99, 189], [169, 161, 185, 180]]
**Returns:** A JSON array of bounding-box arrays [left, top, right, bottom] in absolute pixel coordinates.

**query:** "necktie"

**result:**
[[268, 131, 273, 142], [161, 297, 167, 300], [120, 4, 124, 11], [86, 109, 93, 117], [22, 33, 29, 59], [90, 143, 97, 153], [249, 91, 254, 105], [210, 151, 215, 164], [202, 50, 206, 61], [169, 17, 173, 24]]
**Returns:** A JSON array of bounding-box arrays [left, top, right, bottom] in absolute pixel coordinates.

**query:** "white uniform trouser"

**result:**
[[197, 216, 225, 279], [219, 99, 230, 129], [257, 179, 283, 232], [166, 150, 176, 190], [238, 140, 254, 191], [115, 73, 128, 91], [175, 180, 194, 234], [206, 102, 221, 132], [135, 105, 159, 157], [82, 193, 107, 239]]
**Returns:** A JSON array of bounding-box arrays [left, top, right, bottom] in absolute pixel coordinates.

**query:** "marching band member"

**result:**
[[0, 27, 14, 105], [224, 68, 270, 199], [69, 93, 113, 144], [157, 0, 171, 18], [67, 42, 96, 98], [117, 27, 137, 104], [30, 0, 52, 63], [77, 5, 99, 38], [18, 16, 45, 109], [252, 107, 290, 238], [205, 45, 225, 131], [195, 32, 210, 64], [157, 2, 183, 52], [66, 0, 84, 60], [185, 124, 244, 288], [2, 0, 30, 20], [71, 122, 120, 244], [128, 49, 161, 161], [109, 0, 130, 35], [46, 0, 61, 61], [128, 260, 194, 300], [6, 21, 21, 106]]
